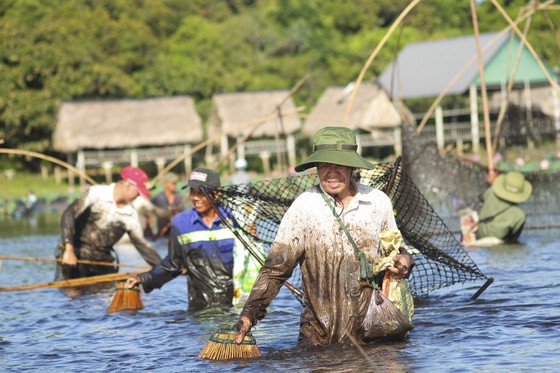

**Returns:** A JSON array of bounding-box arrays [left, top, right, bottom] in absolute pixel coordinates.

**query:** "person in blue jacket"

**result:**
[[128, 168, 238, 310]]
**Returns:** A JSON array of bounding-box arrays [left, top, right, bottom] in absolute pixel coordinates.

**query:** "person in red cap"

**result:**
[[55, 166, 161, 289]]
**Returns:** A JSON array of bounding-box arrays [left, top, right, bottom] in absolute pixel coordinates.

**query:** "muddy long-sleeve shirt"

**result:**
[[239, 184, 399, 346], [60, 184, 161, 266]]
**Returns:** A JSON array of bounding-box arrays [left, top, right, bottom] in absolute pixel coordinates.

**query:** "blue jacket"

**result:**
[[139, 206, 238, 309]]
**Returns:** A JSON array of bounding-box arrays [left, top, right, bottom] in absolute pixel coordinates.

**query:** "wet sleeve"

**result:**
[[60, 190, 93, 245], [380, 193, 399, 231], [239, 200, 305, 325], [138, 225, 184, 293], [128, 221, 162, 267]]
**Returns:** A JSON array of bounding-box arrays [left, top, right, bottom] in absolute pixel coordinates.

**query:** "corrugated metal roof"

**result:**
[[53, 96, 203, 152], [378, 32, 508, 99]]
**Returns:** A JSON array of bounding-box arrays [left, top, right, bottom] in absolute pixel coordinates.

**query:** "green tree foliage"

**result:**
[[0, 0, 557, 170]]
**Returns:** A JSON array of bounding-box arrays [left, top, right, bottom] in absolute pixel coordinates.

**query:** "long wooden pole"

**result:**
[[492, 4, 535, 153], [149, 133, 222, 187], [0, 270, 147, 292], [0, 148, 97, 185], [470, 0, 495, 178], [490, 0, 560, 97], [416, 0, 554, 134], [0, 255, 150, 269], [344, 0, 422, 123]]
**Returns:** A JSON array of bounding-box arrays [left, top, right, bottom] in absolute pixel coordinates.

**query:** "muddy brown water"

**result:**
[[1, 213, 559, 372]]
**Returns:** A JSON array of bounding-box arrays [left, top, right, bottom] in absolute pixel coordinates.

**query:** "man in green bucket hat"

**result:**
[[233, 126, 415, 346], [475, 171, 533, 243]]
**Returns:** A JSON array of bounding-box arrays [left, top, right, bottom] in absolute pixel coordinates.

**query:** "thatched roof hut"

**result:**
[[206, 90, 302, 172], [207, 90, 301, 138], [53, 96, 202, 152], [303, 82, 406, 136], [303, 82, 412, 157]]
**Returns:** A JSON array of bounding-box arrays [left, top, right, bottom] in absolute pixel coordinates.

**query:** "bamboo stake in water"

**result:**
[[0, 255, 150, 269], [0, 270, 147, 292]]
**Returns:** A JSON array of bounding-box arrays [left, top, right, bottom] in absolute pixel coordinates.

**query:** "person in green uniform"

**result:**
[[476, 171, 532, 243]]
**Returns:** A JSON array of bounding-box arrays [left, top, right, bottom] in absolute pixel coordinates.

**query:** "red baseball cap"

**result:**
[[121, 166, 150, 198]]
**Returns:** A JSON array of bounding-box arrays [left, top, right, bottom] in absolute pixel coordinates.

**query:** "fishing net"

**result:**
[[207, 160, 490, 299], [401, 122, 560, 232]]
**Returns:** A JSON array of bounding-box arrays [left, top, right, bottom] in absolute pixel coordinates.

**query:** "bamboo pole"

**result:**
[[0, 148, 97, 185], [0, 255, 150, 269], [489, 0, 560, 98], [416, 0, 554, 134], [0, 270, 147, 292], [470, 0, 495, 178], [344, 0, 423, 124], [148, 133, 222, 188], [492, 4, 535, 153]]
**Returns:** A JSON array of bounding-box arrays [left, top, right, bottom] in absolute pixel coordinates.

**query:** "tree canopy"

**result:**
[[1, 0, 558, 170]]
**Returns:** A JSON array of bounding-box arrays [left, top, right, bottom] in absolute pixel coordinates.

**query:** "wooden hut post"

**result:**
[[524, 79, 534, 150], [77, 150, 86, 188], [183, 145, 192, 176], [130, 149, 138, 167], [259, 151, 271, 176], [435, 105, 445, 154], [54, 166, 62, 185], [155, 158, 166, 175], [66, 154, 75, 191], [469, 84, 481, 153], [287, 134, 296, 170], [102, 161, 113, 184], [220, 134, 229, 162], [393, 127, 402, 156], [553, 88, 560, 144]]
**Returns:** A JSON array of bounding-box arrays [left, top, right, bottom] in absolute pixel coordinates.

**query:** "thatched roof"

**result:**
[[53, 96, 203, 152], [207, 90, 301, 139], [302, 82, 406, 136]]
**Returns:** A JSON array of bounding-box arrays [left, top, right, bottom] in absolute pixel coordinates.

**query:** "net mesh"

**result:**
[[400, 122, 560, 232], [208, 160, 490, 299]]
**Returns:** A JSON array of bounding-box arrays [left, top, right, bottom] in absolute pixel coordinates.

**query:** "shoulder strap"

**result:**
[[317, 186, 376, 286], [478, 205, 513, 224]]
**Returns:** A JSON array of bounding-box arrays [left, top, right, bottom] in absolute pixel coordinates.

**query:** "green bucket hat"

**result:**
[[492, 171, 532, 204], [295, 127, 375, 172]]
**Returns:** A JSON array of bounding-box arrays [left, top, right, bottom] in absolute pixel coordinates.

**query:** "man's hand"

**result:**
[[61, 243, 78, 266], [126, 275, 141, 288], [387, 253, 415, 279], [234, 316, 253, 344]]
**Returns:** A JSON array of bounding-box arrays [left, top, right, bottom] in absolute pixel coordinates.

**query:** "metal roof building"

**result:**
[[378, 31, 558, 100]]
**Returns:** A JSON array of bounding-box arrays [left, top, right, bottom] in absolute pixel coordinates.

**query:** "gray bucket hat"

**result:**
[[295, 127, 375, 172]]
